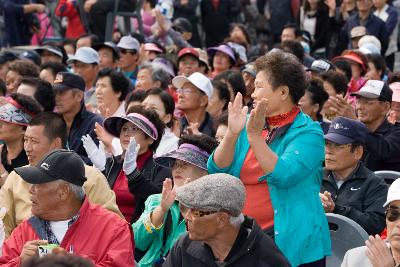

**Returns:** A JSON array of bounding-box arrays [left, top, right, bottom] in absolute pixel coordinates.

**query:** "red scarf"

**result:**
[[266, 106, 300, 127], [136, 150, 153, 171]]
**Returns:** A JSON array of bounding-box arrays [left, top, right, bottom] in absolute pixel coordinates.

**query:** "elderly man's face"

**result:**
[[182, 207, 223, 241], [386, 200, 400, 249], [176, 82, 208, 112], [356, 96, 390, 125], [178, 55, 200, 77], [29, 181, 63, 220], [135, 69, 154, 91], [325, 141, 362, 174]]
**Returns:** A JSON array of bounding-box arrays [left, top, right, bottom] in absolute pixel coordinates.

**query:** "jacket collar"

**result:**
[[374, 118, 392, 135], [324, 162, 370, 183], [184, 217, 259, 265]]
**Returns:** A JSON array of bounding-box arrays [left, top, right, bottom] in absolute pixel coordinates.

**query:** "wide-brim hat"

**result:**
[[154, 143, 210, 171], [104, 113, 158, 140]]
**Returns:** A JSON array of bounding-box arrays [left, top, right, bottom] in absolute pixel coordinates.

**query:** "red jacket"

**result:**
[[0, 199, 135, 267], [55, 0, 86, 39]]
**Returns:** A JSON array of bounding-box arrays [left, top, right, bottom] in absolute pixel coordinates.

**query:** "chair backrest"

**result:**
[[375, 170, 400, 185], [326, 213, 369, 267]]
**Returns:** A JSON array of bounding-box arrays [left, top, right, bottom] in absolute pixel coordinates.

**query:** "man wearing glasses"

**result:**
[[117, 35, 141, 84], [342, 178, 400, 267], [163, 173, 290, 266], [320, 116, 388, 235], [172, 72, 215, 137]]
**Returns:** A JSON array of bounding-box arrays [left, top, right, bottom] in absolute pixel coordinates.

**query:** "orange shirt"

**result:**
[[239, 129, 274, 230]]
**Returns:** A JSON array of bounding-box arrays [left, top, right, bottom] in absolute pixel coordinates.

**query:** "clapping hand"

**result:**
[[123, 137, 140, 175], [81, 134, 106, 171], [228, 93, 248, 136], [327, 95, 357, 120], [160, 179, 176, 212], [366, 235, 396, 267], [247, 98, 267, 140], [319, 191, 335, 213]]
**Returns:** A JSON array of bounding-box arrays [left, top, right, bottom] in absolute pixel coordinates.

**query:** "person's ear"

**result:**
[[312, 103, 320, 115], [280, 85, 290, 101], [57, 183, 70, 201], [152, 80, 161, 89], [216, 212, 230, 228], [199, 94, 208, 108], [354, 145, 364, 160], [51, 137, 63, 150]]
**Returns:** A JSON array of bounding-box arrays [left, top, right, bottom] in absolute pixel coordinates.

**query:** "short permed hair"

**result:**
[[8, 60, 39, 77], [20, 77, 55, 112], [125, 104, 166, 152], [178, 134, 219, 155], [254, 50, 306, 104], [97, 68, 130, 102]]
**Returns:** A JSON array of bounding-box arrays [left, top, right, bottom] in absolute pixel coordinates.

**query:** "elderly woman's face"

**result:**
[[0, 120, 24, 143], [135, 68, 154, 92], [171, 159, 207, 187], [213, 52, 231, 72], [251, 71, 283, 117], [119, 121, 153, 154], [96, 76, 121, 111]]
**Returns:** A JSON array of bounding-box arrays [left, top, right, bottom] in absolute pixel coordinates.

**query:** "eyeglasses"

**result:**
[[356, 97, 380, 105], [325, 142, 352, 150], [170, 160, 191, 170], [179, 203, 217, 218], [121, 125, 141, 134], [386, 207, 400, 222], [176, 88, 199, 95], [120, 49, 136, 55]]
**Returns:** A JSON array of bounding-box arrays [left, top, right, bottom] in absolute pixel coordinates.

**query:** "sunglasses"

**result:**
[[179, 203, 217, 218], [386, 207, 400, 222], [120, 49, 136, 55]]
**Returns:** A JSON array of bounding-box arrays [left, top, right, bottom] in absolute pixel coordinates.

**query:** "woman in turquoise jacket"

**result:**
[[208, 51, 331, 267], [133, 134, 218, 266]]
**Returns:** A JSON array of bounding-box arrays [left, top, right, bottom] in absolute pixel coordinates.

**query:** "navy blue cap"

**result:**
[[324, 116, 369, 144], [53, 72, 85, 91], [0, 51, 18, 65]]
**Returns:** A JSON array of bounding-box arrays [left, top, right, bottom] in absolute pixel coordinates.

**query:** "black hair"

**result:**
[[279, 40, 304, 63], [77, 34, 99, 46], [255, 50, 306, 104], [125, 90, 146, 111], [215, 111, 228, 129], [125, 105, 166, 152], [178, 134, 219, 155], [21, 253, 93, 267], [333, 60, 352, 81], [20, 77, 55, 112], [145, 0, 158, 8], [282, 23, 303, 38], [306, 79, 329, 116], [367, 54, 387, 79], [211, 80, 230, 111], [320, 70, 348, 96], [97, 68, 130, 102], [10, 93, 43, 115], [28, 112, 68, 148], [145, 88, 175, 128], [214, 70, 247, 98], [0, 80, 6, 96], [350, 142, 364, 153], [40, 61, 68, 78], [229, 23, 251, 46]]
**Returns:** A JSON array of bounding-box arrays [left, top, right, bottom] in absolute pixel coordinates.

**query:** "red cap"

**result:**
[[178, 47, 199, 60]]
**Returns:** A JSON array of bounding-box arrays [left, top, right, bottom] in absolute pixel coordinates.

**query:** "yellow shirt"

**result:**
[[0, 164, 123, 237]]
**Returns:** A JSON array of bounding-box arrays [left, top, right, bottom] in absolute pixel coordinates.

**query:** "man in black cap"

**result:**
[[92, 42, 120, 70], [53, 72, 103, 164], [0, 149, 135, 266], [321, 116, 388, 235], [35, 46, 64, 64]]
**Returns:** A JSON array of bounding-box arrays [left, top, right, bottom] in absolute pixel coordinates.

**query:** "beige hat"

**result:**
[[350, 26, 367, 39], [194, 48, 210, 70]]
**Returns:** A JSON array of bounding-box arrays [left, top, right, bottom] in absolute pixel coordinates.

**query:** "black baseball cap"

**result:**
[[324, 116, 369, 145], [15, 150, 87, 186], [0, 51, 18, 65], [53, 72, 85, 91], [92, 41, 120, 59]]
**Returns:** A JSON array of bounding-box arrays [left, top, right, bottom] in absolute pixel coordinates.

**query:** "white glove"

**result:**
[[123, 137, 140, 175], [82, 134, 106, 171]]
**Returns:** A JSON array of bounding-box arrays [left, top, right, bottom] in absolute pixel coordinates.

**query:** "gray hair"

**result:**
[[229, 213, 245, 227], [69, 183, 85, 201], [139, 63, 171, 90]]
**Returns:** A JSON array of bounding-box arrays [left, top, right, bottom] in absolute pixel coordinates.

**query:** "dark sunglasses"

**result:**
[[386, 207, 400, 222], [120, 49, 136, 55]]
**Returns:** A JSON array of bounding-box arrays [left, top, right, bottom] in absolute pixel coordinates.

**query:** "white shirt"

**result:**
[[49, 220, 70, 244]]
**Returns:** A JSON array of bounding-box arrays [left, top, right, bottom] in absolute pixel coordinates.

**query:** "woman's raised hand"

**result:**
[[228, 93, 248, 136], [160, 178, 176, 212]]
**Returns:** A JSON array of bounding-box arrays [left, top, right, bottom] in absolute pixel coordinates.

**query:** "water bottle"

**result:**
[[157, 0, 174, 20]]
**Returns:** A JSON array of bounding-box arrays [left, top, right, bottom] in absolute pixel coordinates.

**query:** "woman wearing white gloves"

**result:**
[[82, 106, 171, 223]]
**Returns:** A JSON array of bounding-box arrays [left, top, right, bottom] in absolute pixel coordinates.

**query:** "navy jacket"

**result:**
[[67, 105, 103, 165], [364, 119, 400, 172], [339, 12, 388, 55], [322, 163, 387, 235], [2, 0, 37, 46]]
